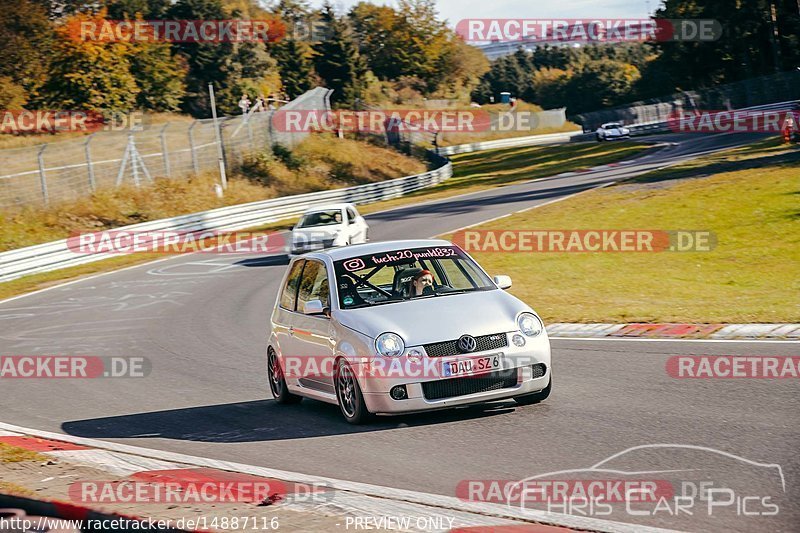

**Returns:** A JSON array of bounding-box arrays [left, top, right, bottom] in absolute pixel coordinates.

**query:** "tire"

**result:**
[[596, 134, 603, 142], [335, 359, 372, 424], [268, 348, 302, 404], [514, 376, 552, 406]]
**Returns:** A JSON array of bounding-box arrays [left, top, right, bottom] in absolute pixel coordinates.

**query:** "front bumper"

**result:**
[[357, 332, 551, 414], [290, 238, 336, 254]]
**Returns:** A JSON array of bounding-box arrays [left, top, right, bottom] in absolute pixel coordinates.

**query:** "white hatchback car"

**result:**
[[289, 203, 369, 256], [595, 122, 631, 141], [267, 239, 552, 423]]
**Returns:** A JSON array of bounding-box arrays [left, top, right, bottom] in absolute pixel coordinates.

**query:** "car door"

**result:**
[[291, 259, 336, 394], [347, 206, 368, 243], [274, 259, 306, 387]]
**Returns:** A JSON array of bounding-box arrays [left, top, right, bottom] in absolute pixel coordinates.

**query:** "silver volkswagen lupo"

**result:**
[[267, 239, 551, 424]]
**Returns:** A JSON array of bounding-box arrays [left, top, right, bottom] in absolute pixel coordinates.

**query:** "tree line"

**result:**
[[0, 0, 488, 117], [0, 0, 797, 119], [472, 0, 800, 114]]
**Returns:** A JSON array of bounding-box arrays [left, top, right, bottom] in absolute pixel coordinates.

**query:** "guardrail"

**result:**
[[577, 100, 800, 139], [436, 129, 584, 155], [0, 155, 452, 283]]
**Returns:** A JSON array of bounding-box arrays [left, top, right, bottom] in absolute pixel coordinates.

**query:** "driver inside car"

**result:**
[[411, 269, 435, 297]]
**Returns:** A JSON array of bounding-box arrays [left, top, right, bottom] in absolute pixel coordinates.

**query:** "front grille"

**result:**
[[424, 333, 508, 357], [293, 239, 335, 252], [422, 369, 518, 401]]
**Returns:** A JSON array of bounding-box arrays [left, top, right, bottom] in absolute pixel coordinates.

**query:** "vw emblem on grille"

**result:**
[[457, 335, 477, 353]]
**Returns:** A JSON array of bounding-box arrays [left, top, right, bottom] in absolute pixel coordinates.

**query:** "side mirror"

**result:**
[[493, 275, 512, 289], [303, 299, 326, 315]]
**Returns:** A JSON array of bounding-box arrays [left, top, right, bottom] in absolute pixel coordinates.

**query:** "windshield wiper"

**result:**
[[345, 302, 373, 309], [434, 288, 471, 296]]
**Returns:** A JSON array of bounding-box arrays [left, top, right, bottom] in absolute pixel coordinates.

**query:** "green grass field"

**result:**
[[445, 138, 800, 323], [359, 141, 649, 214]]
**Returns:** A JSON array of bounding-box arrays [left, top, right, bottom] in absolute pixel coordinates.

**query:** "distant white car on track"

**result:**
[[267, 239, 552, 424], [289, 203, 368, 256], [595, 122, 631, 141]]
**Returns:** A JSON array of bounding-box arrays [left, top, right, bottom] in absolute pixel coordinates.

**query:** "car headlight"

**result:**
[[375, 332, 404, 357], [518, 313, 544, 337]]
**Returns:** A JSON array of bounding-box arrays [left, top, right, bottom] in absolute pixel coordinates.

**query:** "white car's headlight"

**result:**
[[375, 332, 404, 357], [518, 313, 544, 337]]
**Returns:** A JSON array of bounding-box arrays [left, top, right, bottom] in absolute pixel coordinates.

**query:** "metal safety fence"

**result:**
[[573, 70, 800, 132], [0, 153, 452, 283], [0, 88, 331, 209]]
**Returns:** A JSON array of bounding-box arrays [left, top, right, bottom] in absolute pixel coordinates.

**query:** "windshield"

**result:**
[[333, 246, 495, 309], [297, 210, 343, 228], [605, 123, 623, 129]]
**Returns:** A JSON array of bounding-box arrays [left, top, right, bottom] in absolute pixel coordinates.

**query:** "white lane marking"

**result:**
[[47, 449, 190, 477], [551, 336, 800, 344], [364, 169, 584, 221], [0, 255, 179, 306], [0, 421, 679, 533]]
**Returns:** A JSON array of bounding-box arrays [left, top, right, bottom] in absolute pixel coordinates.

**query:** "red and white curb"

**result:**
[[0, 424, 679, 533], [546, 323, 800, 340], [0, 430, 187, 532]]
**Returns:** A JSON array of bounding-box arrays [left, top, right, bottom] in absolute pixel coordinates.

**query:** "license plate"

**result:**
[[443, 354, 501, 377]]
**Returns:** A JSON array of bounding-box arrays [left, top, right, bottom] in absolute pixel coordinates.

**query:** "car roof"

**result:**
[[301, 203, 354, 214], [601, 122, 623, 127], [307, 239, 454, 261]]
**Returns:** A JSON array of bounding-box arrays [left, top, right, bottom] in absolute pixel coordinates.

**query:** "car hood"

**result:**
[[335, 289, 531, 345]]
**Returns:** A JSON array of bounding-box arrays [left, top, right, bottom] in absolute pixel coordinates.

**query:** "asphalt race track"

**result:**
[[1, 133, 797, 532]]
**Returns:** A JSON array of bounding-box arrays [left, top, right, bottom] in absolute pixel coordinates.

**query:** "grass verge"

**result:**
[[0, 443, 51, 463], [0, 140, 650, 302], [359, 140, 649, 214], [444, 137, 800, 323], [1, 134, 425, 251]]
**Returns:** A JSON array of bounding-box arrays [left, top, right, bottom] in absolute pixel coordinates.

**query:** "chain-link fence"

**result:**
[[572, 70, 800, 132], [0, 88, 331, 209]]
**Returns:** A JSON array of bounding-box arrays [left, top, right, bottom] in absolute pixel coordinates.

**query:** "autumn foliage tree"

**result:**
[[41, 11, 140, 112]]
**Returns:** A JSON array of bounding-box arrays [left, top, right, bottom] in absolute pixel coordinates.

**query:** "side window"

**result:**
[[439, 259, 471, 288], [347, 207, 358, 221], [297, 260, 331, 311], [279, 260, 305, 311]]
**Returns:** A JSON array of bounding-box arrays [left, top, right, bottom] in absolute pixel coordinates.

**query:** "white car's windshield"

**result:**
[[298, 210, 343, 228], [333, 246, 495, 309], [605, 123, 623, 129]]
